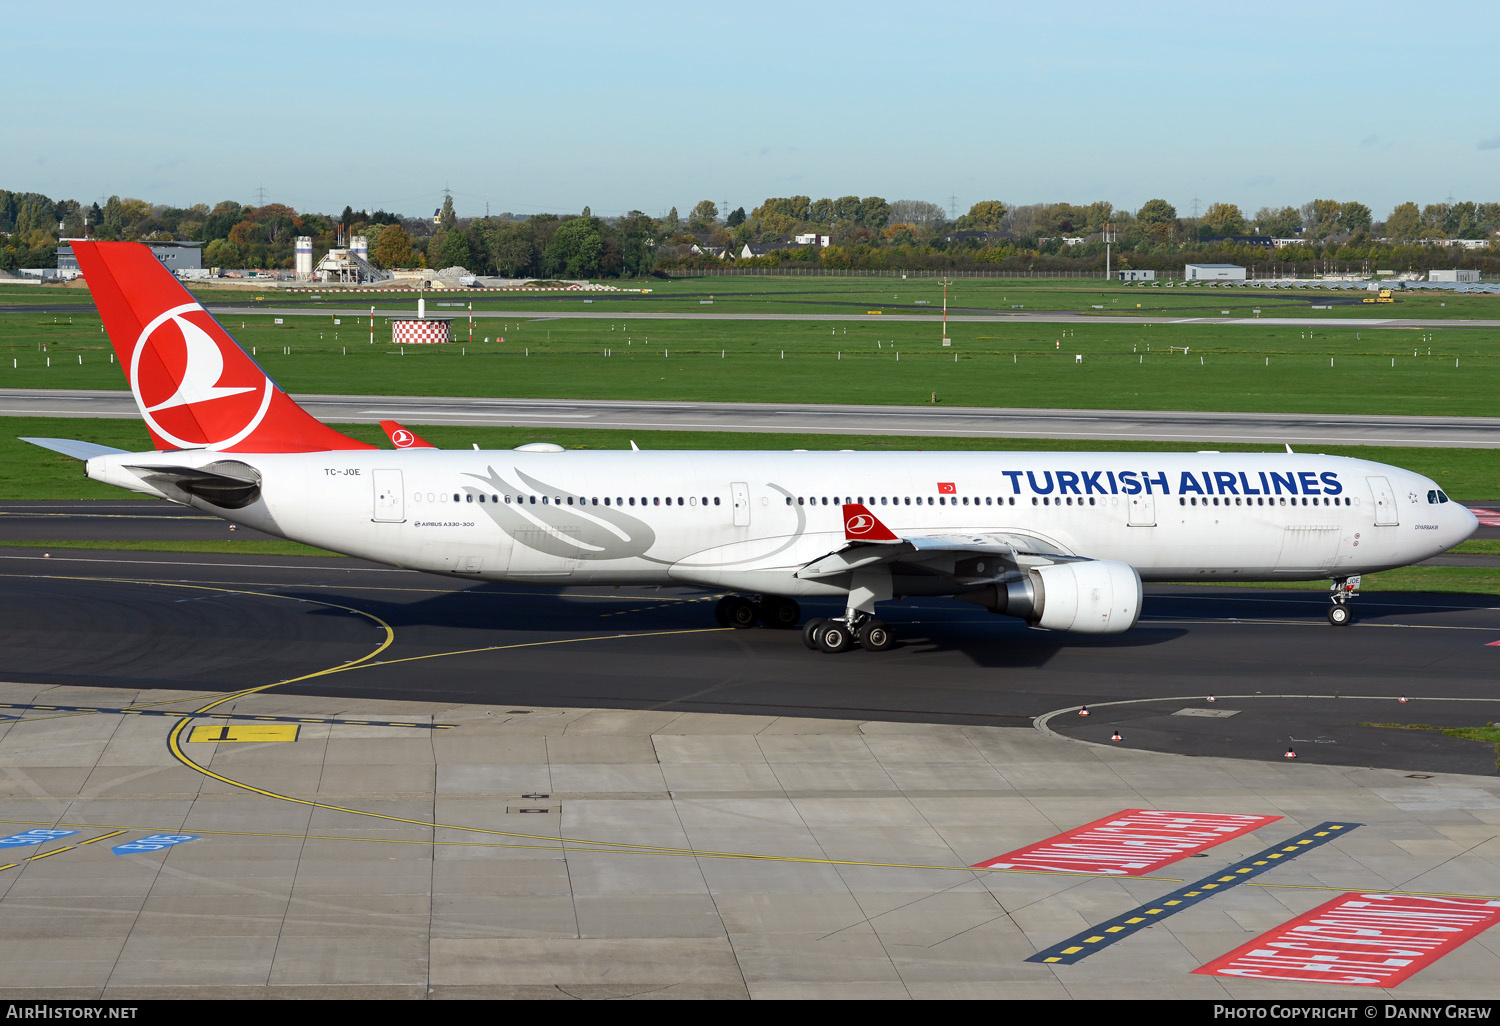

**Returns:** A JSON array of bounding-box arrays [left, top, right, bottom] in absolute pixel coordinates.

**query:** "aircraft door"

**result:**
[[1367, 476, 1398, 526], [372, 469, 404, 523], [731, 482, 751, 527], [1127, 493, 1155, 527]]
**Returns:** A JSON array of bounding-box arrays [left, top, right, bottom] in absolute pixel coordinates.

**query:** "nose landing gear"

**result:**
[[1327, 575, 1360, 626]]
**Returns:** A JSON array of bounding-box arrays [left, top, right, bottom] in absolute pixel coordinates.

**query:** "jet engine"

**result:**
[[958, 560, 1142, 634]]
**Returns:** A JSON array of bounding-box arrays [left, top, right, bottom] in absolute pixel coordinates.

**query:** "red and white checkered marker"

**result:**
[[1284, 748, 1297, 759], [1078, 706, 1090, 717], [392, 319, 451, 344], [1470, 507, 1500, 527]]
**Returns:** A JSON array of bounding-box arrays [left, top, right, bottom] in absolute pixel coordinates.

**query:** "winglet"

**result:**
[[378, 420, 435, 449], [841, 502, 899, 542]]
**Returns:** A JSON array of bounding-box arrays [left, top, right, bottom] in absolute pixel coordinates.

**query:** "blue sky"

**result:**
[[6, 1, 1496, 222]]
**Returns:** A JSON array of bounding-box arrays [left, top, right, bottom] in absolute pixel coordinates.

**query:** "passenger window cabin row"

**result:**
[[407, 490, 1363, 511], [1179, 496, 1353, 507], [411, 492, 723, 507], [790, 495, 1022, 507]]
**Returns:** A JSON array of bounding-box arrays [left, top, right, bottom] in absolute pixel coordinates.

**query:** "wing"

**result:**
[[795, 503, 1079, 586]]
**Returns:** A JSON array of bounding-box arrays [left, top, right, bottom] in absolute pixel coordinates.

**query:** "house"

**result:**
[[1203, 235, 1274, 249], [740, 241, 789, 259], [793, 232, 830, 247], [941, 230, 995, 245]]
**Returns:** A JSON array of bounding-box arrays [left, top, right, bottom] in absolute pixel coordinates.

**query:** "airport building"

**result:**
[[1116, 269, 1156, 281], [57, 240, 204, 274], [1429, 269, 1480, 283], [1183, 262, 1246, 281]]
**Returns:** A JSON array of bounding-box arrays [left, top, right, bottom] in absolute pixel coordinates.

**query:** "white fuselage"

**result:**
[[87, 448, 1477, 599]]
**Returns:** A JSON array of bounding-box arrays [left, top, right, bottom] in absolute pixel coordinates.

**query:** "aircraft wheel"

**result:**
[[802, 618, 828, 650], [713, 596, 733, 627], [1327, 604, 1353, 627], [858, 619, 894, 652], [723, 596, 757, 629], [758, 597, 801, 630], [817, 621, 855, 654]]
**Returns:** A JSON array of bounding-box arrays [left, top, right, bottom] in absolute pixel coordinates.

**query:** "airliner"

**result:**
[[21, 242, 1477, 653]]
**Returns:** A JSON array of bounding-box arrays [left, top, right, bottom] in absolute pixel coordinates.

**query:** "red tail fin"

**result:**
[[379, 420, 435, 449], [841, 503, 899, 541], [73, 241, 372, 453]]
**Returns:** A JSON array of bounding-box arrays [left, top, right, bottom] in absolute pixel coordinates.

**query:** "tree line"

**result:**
[[2, 187, 1497, 278]]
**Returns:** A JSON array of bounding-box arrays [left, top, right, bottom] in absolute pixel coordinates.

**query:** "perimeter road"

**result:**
[[5, 389, 1500, 447]]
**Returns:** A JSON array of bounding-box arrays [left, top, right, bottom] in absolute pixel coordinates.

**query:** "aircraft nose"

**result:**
[[1455, 503, 1479, 544]]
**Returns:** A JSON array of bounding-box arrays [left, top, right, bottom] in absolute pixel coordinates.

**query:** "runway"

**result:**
[[8, 388, 1500, 446], [1, 537, 1500, 996]]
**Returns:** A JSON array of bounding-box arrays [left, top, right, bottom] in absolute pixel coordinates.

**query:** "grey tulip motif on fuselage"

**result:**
[[462, 467, 809, 567], [464, 466, 656, 561]]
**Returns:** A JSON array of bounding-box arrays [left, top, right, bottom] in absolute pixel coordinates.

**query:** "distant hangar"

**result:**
[[1184, 263, 1246, 281]]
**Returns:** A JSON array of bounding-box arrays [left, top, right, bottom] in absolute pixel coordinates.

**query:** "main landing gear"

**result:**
[[1327, 575, 1360, 626], [802, 613, 895, 654], [714, 594, 801, 630], [713, 590, 899, 653]]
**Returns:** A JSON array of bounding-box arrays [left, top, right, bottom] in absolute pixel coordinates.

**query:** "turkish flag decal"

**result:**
[[937, 482, 957, 494]]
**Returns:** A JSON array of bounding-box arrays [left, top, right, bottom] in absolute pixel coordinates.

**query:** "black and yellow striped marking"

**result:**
[[0, 831, 127, 873], [187, 724, 300, 743], [1026, 821, 1360, 966], [0, 703, 452, 730]]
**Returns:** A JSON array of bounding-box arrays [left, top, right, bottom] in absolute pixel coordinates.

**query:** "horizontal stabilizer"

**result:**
[[123, 461, 262, 509], [19, 437, 129, 460]]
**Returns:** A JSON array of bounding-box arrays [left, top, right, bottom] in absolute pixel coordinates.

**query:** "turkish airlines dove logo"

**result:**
[[392, 429, 416, 448], [142, 314, 256, 412], [846, 513, 874, 534], [131, 303, 272, 449]]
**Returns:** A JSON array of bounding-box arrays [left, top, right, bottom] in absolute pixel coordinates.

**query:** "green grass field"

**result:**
[[2, 308, 1498, 414], [3, 273, 1496, 594], [0, 538, 339, 557]]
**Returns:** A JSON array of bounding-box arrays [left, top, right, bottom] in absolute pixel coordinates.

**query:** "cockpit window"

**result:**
[[1437, 490, 1450, 503]]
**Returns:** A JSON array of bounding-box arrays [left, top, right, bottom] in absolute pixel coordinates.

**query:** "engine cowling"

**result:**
[[1029, 560, 1142, 633], [959, 560, 1142, 634]]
